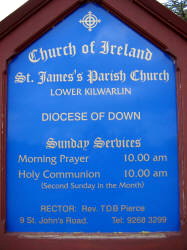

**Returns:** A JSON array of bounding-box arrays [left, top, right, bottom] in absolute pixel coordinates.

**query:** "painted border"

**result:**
[[0, 0, 187, 249]]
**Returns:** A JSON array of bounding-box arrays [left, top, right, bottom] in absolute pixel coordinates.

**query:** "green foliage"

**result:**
[[164, 0, 187, 20]]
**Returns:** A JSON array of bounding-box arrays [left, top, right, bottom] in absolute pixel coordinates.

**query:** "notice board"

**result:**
[[0, 0, 187, 249]]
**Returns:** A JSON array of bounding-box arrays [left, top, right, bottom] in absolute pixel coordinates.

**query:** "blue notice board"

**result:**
[[6, 3, 179, 232]]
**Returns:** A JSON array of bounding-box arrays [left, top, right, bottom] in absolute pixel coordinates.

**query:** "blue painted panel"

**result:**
[[6, 3, 179, 232]]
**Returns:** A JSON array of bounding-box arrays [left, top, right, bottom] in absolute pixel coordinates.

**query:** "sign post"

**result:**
[[0, 0, 187, 249]]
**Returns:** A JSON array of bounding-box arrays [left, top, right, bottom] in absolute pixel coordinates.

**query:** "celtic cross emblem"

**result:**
[[79, 11, 101, 31]]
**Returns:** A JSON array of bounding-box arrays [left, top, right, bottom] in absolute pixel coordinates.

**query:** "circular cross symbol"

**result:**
[[79, 11, 101, 31]]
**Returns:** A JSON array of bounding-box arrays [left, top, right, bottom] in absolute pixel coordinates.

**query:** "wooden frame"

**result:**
[[0, 0, 187, 249]]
